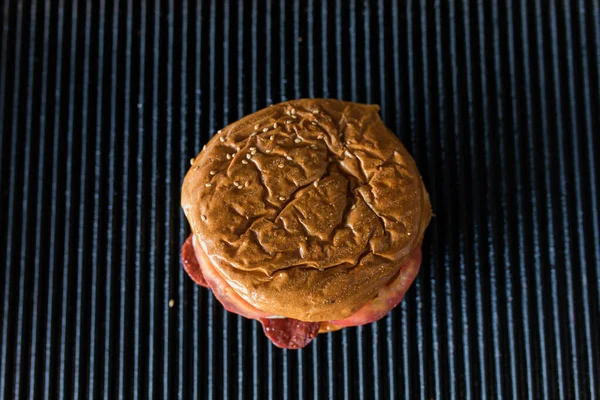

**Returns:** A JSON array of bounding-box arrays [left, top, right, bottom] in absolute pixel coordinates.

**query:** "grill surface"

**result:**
[[1, 1, 599, 399]]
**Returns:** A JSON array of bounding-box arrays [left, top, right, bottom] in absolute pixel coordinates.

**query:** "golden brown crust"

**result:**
[[181, 99, 431, 321]]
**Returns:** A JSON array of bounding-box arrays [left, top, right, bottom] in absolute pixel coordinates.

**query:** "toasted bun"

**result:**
[[181, 99, 431, 321]]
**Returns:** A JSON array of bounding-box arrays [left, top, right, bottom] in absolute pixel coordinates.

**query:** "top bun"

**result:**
[[181, 99, 431, 321]]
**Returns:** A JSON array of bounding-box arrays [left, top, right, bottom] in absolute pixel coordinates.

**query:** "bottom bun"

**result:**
[[182, 234, 423, 349]]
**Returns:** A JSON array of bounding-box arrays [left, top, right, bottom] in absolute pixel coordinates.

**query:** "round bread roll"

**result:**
[[181, 99, 431, 321]]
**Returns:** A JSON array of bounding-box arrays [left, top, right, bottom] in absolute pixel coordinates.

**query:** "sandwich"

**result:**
[[181, 99, 431, 349]]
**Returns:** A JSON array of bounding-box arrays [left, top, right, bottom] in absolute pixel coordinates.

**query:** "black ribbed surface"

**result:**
[[1, 1, 599, 398]]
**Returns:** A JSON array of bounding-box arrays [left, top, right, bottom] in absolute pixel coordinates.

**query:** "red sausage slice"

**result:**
[[181, 235, 209, 288], [259, 318, 320, 349]]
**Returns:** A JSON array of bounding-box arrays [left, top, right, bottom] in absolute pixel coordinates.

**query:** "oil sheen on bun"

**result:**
[[181, 99, 431, 321]]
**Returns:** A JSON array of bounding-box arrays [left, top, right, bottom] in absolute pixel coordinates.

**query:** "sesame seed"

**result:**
[[290, 108, 296, 114], [291, 115, 297, 119], [250, 147, 257, 151], [233, 181, 239, 186], [203, 144, 207, 150], [311, 121, 317, 125], [245, 181, 250, 187], [226, 154, 231, 160], [250, 131, 257, 137], [220, 137, 225, 142], [254, 124, 260, 130], [265, 149, 272, 153], [311, 144, 318, 149], [313, 181, 318, 187], [285, 120, 292, 124], [350, 204, 356, 210], [201, 215, 207, 221], [205, 183, 212, 187], [278, 164, 284, 168], [407, 231, 412, 236], [279, 196, 285, 201], [246, 153, 252, 160], [269, 135, 274, 140], [251, 150, 257, 155], [317, 134, 324, 139], [294, 138, 302, 143], [273, 123, 278, 128], [190, 158, 195, 165], [210, 170, 216, 175], [218, 129, 222, 133], [169, 299, 175, 308], [242, 160, 248, 164], [286, 156, 292, 161], [312, 109, 319, 114]]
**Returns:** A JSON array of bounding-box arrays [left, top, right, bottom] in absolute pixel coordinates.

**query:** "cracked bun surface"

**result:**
[[181, 99, 431, 321]]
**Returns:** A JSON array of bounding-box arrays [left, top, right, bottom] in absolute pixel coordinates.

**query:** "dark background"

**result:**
[[1, 0, 599, 399]]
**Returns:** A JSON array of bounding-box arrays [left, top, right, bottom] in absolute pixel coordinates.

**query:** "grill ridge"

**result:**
[[1, 1, 599, 399]]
